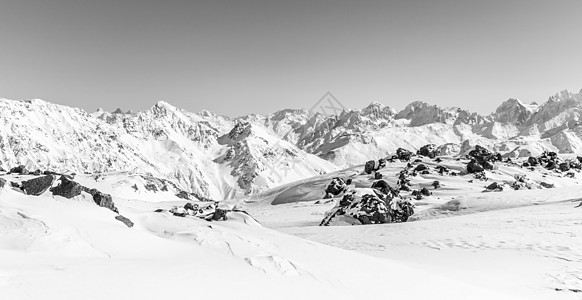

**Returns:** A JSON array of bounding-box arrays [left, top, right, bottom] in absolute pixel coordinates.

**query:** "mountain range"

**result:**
[[1, 88, 581, 199]]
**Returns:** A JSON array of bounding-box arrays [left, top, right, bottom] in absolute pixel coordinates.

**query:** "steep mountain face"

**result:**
[[2, 87, 582, 196], [0, 99, 337, 199], [492, 98, 538, 126]]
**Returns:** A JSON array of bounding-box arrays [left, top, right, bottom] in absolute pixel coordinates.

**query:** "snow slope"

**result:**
[[0, 174, 517, 300], [245, 154, 582, 299]]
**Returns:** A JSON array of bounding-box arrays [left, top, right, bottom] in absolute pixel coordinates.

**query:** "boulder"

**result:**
[[467, 161, 484, 173], [485, 182, 504, 191], [417, 144, 437, 158], [93, 192, 118, 213], [9, 165, 29, 175], [540, 182, 555, 189], [364, 160, 375, 174], [414, 164, 428, 172], [32, 169, 42, 176], [396, 148, 413, 161], [115, 215, 134, 228], [0, 177, 5, 189], [559, 162, 570, 172], [50, 176, 83, 198], [527, 157, 538, 166], [20, 175, 56, 196]]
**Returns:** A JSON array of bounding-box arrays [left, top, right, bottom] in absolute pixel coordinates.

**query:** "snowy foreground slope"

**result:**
[[246, 157, 582, 300], [2, 155, 581, 299], [0, 174, 516, 300]]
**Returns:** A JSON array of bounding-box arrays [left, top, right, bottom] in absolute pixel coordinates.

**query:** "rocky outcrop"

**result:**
[[50, 176, 83, 198], [9, 165, 29, 175], [20, 175, 56, 196], [417, 144, 437, 158], [93, 192, 118, 213]]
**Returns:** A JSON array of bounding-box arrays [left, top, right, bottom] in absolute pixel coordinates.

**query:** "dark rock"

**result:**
[[115, 215, 134, 228], [50, 176, 83, 198], [540, 182, 555, 188], [184, 203, 199, 211], [10, 181, 20, 188], [93, 192, 118, 213], [420, 187, 432, 196], [81, 186, 100, 196], [9, 165, 29, 175], [396, 148, 413, 161], [436, 165, 450, 175], [20, 175, 56, 196], [559, 162, 570, 172], [0, 178, 5, 189], [374, 172, 383, 179], [467, 160, 484, 173], [144, 183, 158, 192], [154, 209, 164, 213], [209, 209, 228, 221], [414, 164, 428, 172], [32, 169, 42, 176], [176, 191, 191, 200], [527, 157, 538, 166], [432, 181, 440, 189], [486, 182, 503, 191], [417, 144, 437, 158], [482, 161, 495, 170]]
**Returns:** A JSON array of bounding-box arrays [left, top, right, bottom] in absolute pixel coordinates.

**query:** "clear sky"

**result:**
[[1, 0, 581, 116]]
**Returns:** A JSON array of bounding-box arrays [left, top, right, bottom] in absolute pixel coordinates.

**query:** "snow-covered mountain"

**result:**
[[2, 88, 582, 197]]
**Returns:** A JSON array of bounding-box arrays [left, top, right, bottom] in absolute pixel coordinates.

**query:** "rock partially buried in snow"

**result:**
[[115, 215, 134, 227], [50, 176, 83, 199], [9, 165, 29, 175], [0, 177, 5, 189], [20, 175, 56, 196], [93, 192, 118, 213]]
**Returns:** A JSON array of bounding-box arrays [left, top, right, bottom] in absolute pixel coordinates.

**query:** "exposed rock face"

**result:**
[[50, 176, 83, 199], [115, 215, 134, 227], [492, 98, 537, 126], [9, 165, 29, 175], [417, 144, 437, 158], [93, 192, 118, 213], [20, 175, 56, 196]]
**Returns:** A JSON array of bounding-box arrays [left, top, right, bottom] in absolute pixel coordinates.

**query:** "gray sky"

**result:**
[[1, 0, 581, 116]]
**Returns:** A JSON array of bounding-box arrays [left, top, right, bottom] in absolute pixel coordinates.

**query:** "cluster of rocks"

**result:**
[[417, 144, 438, 159], [163, 202, 231, 222], [523, 151, 582, 173], [511, 174, 539, 190], [323, 177, 351, 199], [320, 188, 414, 226], [2, 169, 131, 228], [395, 148, 413, 161], [466, 145, 502, 173], [411, 187, 432, 200], [364, 158, 387, 175]]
